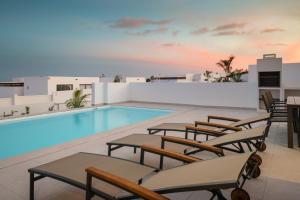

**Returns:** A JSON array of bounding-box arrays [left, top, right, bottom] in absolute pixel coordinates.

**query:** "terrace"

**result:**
[[0, 101, 299, 200]]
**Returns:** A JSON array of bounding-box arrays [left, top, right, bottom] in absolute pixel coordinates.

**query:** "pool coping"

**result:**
[[0, 104, 183, 169]]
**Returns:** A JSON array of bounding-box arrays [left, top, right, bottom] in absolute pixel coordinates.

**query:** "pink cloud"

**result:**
[[110, 17, 172, 29], [213, 23, 247, 31], [265, 43, 288, 46], [161, 43, 180, 47], [127, 27, 168, 35], [261, 28, 285, 33], [172, 30, 180, 36], [191, 27, 209, 35], [213, 30, 249, 36]]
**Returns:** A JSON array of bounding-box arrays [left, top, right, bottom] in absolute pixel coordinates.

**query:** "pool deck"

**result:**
[[0, 102, 299, 200]]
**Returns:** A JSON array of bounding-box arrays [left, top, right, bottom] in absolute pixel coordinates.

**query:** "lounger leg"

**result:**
[[246, 142, 253, 152], [160, 141, 165, 169], [86, 174, 92, 200], [159, 155, 164, 170], [29, 172, 34, 200], [108, 145, 111, 156], [238, 142, 245, 153], [210, 189, 226, 200], [140, 149, 145, 165]]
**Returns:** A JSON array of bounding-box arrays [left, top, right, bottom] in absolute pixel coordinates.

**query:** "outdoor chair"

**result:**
[[107, 125, 268, 168], [29, 151, 259, 200], [147, 113, 270, 138]]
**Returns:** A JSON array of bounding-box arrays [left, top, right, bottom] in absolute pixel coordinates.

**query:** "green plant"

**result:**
[[113, 75, 122, 82], [25, 106, 30, 114], [48, 106, 55, 112], [216, 55, 235, 82], [229, 69, 248, 82], [65, 90, 89, 109], [203, 70, 212, 81]]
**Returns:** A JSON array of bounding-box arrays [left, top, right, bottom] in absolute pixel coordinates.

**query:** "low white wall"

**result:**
[[106, 83, 129, 103], [92, 83, 105, 105], [0, 103, 55, 118], [0, 98, 12, 107], [14, 94, 52, 105], [129, 82, 257, 108], [0, 87, 23, 98]]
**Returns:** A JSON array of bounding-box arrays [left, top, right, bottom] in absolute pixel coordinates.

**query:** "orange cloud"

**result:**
[[110, 17, 172, 29]]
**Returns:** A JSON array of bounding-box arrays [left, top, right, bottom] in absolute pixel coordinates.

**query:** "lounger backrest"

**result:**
[[266, 91, 274, 103], [139, 153, 252, 192], [261, 93, 271, 111], [204, 125, 267, 146], [230, 113, 270, 127]]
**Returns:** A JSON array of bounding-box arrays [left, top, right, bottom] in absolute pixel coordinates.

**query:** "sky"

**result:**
[[0, 0, 299, 81]]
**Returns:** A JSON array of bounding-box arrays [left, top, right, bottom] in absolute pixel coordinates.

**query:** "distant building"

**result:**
[[0, 76, 99, 98], [125, 77, 146, 83], [0, 82, 24, 98], [150, 73, 201, 83]]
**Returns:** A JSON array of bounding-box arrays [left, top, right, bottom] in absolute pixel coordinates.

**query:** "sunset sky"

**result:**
[[0, 0, 299, 80]]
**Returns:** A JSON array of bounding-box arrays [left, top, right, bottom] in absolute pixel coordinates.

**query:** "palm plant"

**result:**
[[216, 56, 235, 82], [65, 90, 89, 109], [229, 69, 248, 82]]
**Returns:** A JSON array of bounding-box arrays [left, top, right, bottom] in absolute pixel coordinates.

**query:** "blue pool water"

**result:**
[[0, 106, 172, 160]]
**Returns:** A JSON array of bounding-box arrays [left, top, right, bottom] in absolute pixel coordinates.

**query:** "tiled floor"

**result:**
[[0, 102, 299, 200]]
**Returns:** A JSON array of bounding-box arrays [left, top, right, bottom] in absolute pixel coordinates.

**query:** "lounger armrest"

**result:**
[[186, 126, 226, 137], [85, 167, 169, 200], [194, 121, 242, 132], [140, 145, 200, 164], [207, 115, 240, 122], [162, 136, 224, 156]]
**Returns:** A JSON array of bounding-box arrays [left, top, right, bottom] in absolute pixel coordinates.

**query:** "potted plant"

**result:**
[[65, 90, 90, 109], [25, 106, 30, 115]]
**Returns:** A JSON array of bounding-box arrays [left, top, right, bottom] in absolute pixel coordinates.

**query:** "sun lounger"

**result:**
[[107, 125, 268, 165], [29, 151, 257, 200], [147, 113, 270, 139]]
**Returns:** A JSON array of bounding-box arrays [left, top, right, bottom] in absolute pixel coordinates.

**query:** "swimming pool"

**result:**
[[0, 106, 172, 160]]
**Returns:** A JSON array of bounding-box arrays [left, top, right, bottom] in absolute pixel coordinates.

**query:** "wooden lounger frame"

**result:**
[[148, 114, 269, 138], [107, 124, 270, 163], [28, 153, 158, 200], [86, 167, 169, 200], [28, 150, 259, 200]]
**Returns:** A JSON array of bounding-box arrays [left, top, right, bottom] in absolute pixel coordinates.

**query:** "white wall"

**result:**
[[129, 82, 257, 108], [282, 63, 300, 89], [92, 83, 105, 105], [0, 87, 24, 98], [48, 76, 99, 95], [126, 77, 146, 83], [0, 98, 12, 107], [23, 77, 48, 95], [14, 94, 52, 105], [0, 103, 55, 117], [106, 83, 129, 103]]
